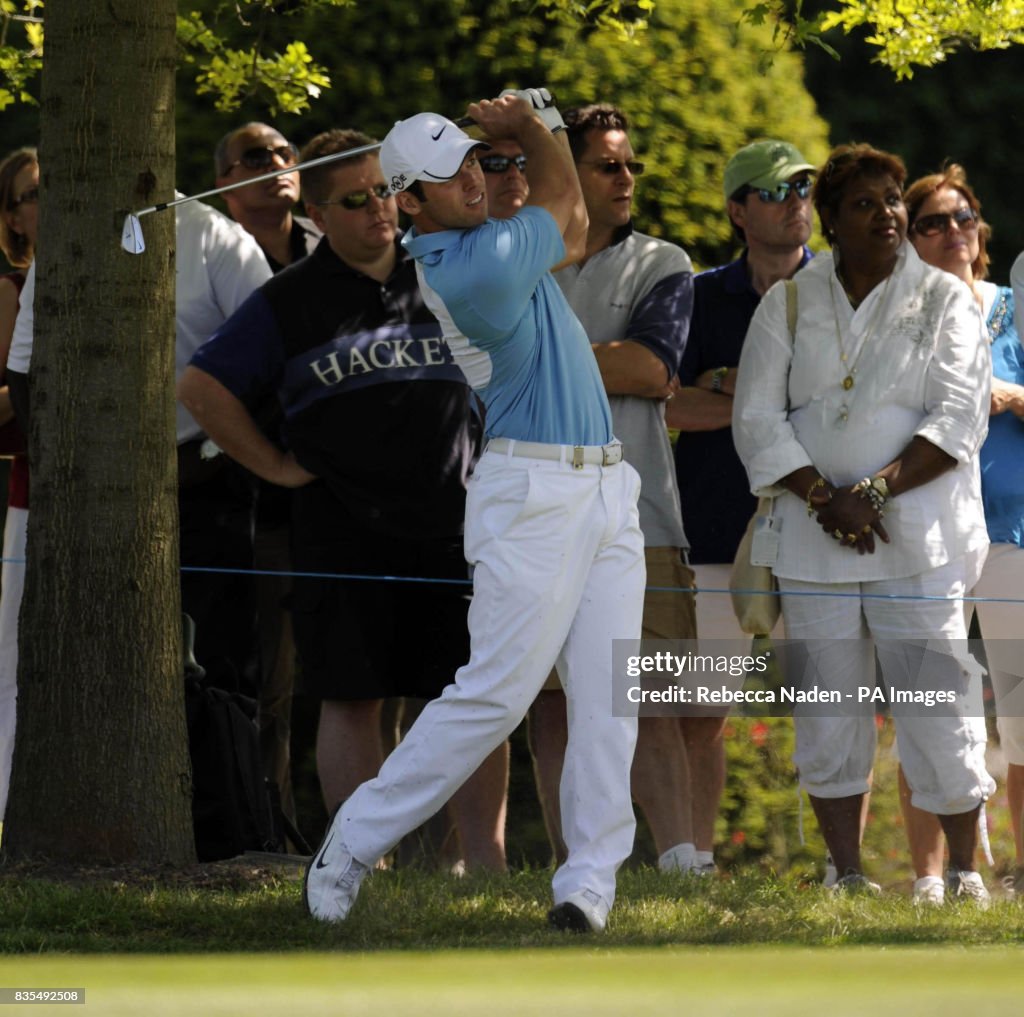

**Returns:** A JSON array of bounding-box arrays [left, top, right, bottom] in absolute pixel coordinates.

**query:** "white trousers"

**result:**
[[337, 449, 645, 913], [780, 552, 994, 815], [0, 506, 28, 821], [972, 542, 1024, 763]]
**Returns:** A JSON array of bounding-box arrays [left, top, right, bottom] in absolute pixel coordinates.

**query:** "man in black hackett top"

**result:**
[[178, 129, 508, 871]]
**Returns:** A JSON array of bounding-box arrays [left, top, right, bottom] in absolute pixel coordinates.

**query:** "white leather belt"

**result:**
[[487, 437, 623, 470]]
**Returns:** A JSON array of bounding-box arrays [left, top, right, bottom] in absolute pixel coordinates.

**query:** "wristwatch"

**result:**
[[710, 366, 729, 393]]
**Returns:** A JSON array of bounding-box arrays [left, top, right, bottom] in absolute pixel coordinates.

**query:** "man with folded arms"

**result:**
[[178, 129, 509, 871]]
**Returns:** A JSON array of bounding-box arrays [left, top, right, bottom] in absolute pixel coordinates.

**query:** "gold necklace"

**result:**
[[828, 272, 891, 425]]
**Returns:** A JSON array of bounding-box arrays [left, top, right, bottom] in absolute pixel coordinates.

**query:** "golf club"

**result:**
[[121, 116, 476, 255]]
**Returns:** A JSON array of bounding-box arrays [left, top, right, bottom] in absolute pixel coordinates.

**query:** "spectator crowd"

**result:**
[[2, 84, 1023, 931]]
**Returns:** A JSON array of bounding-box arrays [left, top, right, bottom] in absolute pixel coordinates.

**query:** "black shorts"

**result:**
[[290, 484, 471, 702]]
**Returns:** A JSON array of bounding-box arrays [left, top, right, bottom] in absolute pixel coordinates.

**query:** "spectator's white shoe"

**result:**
[[548, 889, 608, 933], [831, 872, 881, 896], [823, 853, 838, 888], [304, 827, 370, 923], [945, 868, 990, 908], [1000, 866, 1024, 899], [658, 843, 695, 874], [912, 875, 945, 906]]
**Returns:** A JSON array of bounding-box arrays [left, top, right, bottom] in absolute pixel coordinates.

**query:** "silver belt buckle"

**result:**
[[572, 445, 585, 470]]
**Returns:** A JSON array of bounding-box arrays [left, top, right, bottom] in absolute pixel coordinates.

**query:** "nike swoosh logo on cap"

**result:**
[[431, 125, 447, 141], [315, 831, 336, 869]]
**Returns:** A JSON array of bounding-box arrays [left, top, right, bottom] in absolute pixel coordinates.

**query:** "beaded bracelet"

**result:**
[[805, 476, 831, 517], [852, 475, 890, 514]]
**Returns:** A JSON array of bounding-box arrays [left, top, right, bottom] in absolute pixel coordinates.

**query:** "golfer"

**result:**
[[304, 88, 645, 933]]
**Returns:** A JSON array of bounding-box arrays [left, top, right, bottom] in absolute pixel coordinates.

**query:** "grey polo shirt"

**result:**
[[555, 224, 694, 547]]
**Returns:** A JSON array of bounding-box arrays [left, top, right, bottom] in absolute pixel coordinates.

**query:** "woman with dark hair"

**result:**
[[733, 143, 994, 898], [906, 164, 1024, 897], [0, 145, 37, 821]]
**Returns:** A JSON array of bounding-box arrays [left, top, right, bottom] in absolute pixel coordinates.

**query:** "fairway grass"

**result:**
[[4, 863, 1024, 1014], [2, 947, 1022, 1016]]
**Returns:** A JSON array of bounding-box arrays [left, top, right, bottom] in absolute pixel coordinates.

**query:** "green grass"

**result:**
[[2, 947, 1022, 1016], [4, 864, 1023, 1014], [3, 863, 1023, 953]]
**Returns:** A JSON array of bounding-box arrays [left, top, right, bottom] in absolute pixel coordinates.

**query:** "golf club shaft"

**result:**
[[130, 116, 476, 219]]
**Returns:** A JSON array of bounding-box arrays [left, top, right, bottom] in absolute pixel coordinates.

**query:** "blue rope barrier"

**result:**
[[3, 557, 1023, 604]]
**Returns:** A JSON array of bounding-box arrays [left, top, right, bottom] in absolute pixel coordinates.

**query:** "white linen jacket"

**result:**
[[732, 243, 990, 583]]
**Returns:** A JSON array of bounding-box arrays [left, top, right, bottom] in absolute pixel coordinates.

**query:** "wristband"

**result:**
[[710, 366, 728, 393], [805, 476, 831, 517]]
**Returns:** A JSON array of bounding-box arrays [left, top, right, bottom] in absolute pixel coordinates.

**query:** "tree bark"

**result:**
[[4, 0, 194, 863]]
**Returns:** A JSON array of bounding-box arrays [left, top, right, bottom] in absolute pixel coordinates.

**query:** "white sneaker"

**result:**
[[823, 853, 838, 889], [912, 875, 945, 906], [304, 826, 370, 923], [691, 862, 718, 878], [658, 843, 696, 874], [831, 872, 881, 896], [548, 888, 608, 933], [945, 868, 990, 908]]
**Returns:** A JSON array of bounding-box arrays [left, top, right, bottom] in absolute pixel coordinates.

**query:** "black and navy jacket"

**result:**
[[190, 235, 481, 540]]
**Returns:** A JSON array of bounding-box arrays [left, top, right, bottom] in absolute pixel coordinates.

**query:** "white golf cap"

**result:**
[[380, 113, 488, 193]]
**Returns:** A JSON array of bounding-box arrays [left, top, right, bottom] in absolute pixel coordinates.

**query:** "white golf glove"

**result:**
[[499, 87, 565, 133]]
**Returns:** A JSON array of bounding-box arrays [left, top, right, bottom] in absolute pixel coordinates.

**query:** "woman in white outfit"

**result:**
[[733, 143, 994, 898], [903, 164, 1024, 899]]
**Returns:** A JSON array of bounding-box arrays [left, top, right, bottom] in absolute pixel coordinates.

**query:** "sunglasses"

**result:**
[[316, 184, 393, 210], [581, 159, 645, 176], [9, 185, 39, 208], [751, 178, 813, 203], [912, 207, 979, 237], [479, 154, 527, 174], [224, 143, 299, 174]]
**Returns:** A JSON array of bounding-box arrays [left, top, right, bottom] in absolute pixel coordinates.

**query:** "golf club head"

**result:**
[[121, 213, 145, 254]]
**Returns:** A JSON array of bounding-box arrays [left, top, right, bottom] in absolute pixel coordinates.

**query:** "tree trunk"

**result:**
[[4, 0, 194, 863]]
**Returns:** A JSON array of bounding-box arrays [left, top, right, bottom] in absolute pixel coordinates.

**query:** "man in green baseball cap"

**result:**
[[722, 139, 816, 203], [665, 137, 817, 881]]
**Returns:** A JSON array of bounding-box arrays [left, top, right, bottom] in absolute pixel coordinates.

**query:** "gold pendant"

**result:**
[[842, 375, 854, 391]]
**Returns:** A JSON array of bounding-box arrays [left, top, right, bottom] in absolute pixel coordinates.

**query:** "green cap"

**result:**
[[723, 140, 815, 201]]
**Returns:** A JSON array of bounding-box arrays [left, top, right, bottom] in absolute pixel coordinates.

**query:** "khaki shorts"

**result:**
[[541, 545, 697, 691]]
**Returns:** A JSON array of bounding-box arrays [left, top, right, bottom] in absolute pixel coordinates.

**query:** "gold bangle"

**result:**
[[806, 476, 829, 516]]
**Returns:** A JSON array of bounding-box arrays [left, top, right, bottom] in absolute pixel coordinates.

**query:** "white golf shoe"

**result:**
[[303, 827, 369, 923]]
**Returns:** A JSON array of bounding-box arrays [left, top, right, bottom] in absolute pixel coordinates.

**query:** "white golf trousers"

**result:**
[[337, 447, 645, 913]]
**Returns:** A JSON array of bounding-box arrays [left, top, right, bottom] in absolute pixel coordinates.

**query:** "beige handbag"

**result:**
[[729, 280, 797, 636], [729, 496, 779, 635]]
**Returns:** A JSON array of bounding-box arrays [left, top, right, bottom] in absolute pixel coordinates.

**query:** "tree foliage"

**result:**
[[747, 0, 1024, 79], [8, 1, 1024, 113], [819, 0, 1024, 79], [0, 0, 42, 109]]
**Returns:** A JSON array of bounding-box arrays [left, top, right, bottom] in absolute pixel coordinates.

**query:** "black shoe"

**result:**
[[547, 902, 591, 932]]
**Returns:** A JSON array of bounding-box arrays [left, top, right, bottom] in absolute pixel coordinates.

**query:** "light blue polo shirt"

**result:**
[[403, 206, 613, 446]]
